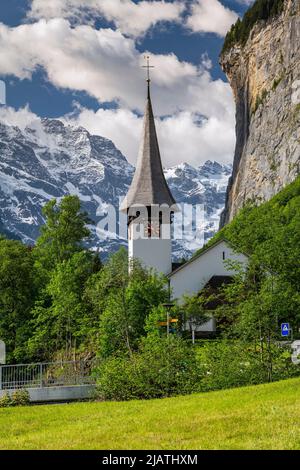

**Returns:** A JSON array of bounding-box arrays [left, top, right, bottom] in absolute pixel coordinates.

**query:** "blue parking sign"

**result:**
[[281, 323, 290, 337]]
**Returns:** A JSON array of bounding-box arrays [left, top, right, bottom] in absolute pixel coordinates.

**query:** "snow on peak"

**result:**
[[0, 118, 232, 259]]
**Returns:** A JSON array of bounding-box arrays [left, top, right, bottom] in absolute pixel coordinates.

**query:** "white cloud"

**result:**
[[0, 18, 236, 167], [0, 103, 235, 167], [67, 106, 142, 165], [28, 0, 185, 38], [0, 105, 39, 130], [67, 106, 235, 167], [0, 19, 233, 118], [0, 19, 143, 106], [187, 0, 238, 36]]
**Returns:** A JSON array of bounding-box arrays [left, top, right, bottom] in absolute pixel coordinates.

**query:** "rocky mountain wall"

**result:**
[[220, 0, 300, 224]]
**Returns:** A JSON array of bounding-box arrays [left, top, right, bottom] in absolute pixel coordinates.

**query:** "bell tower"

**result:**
[[120, 57, 177, 275]]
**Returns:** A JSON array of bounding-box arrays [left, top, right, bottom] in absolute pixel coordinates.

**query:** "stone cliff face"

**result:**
[[220, 0, 300, 225]]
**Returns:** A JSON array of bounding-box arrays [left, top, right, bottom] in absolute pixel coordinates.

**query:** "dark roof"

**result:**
[[202, 275, 234, 310], [205, 275, 233, 289], [172, 262, 185, 272], [120, 84, 176, 212]]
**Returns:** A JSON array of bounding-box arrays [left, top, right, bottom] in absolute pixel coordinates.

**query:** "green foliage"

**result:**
[[0, 393, 13, 408], [224, 176, 300, 291], [35, 195, 91, 277], [0, 390, 30, 408], [11, 389, 30, 406], [95, 335, 202, 401], [196, 340, 299, 392], [222, 0, 285, 54], [85, 249, 169, 358], [181, 294, 210, 329], [146, 293, 210, 338], [198, 175, 300, 294], [145, 304, 170, 336], [216, 272, 300, 382], [0, 195, 98, 363], [0, 239, 36, 362], [28, 251, 96, 360], [192, 176, 300, 386]]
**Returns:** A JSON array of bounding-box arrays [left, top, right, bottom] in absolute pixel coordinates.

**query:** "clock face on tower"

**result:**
[[146, 220, 160, 238]]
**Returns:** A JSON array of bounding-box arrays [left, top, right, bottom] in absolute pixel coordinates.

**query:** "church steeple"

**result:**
[[120, 59, 176, 212], [121, 58, 177, 275]]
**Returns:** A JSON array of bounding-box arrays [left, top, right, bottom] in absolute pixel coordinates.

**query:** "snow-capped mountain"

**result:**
[[0, 118, 231, 260]]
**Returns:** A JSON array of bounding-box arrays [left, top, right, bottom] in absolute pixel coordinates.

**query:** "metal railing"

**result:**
[[0, 360, 96, 390]]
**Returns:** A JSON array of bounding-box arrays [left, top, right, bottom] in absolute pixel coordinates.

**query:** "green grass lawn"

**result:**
[[0, 378, 299, 450]]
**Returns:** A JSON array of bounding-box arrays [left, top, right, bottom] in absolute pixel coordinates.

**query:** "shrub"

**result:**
[[11, 389, 30, 406], [196, 340, 300, 392], [197, 341, 267, 391], [95, 336, 203, 401], [0, 392, 13, 408]]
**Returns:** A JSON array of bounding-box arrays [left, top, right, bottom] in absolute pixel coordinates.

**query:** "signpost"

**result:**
[[188, 319, 198, 345], [162, 303, 175, 337], [281, 323, 290, 337]]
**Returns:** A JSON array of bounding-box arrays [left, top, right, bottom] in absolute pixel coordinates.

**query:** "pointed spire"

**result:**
[[120, 73, 176, 213]]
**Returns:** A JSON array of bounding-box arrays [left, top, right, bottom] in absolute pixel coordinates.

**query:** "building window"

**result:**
[[222, 251, 226, 260]]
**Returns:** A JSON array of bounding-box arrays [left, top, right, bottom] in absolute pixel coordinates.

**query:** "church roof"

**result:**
[[120, 84, 176, 212]]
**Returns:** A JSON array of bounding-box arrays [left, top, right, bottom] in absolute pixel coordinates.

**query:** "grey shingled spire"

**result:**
[[120, 81, 176, 212]]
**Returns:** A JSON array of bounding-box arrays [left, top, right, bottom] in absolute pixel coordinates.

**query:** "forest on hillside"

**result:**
[[222, 0, 285, 53]]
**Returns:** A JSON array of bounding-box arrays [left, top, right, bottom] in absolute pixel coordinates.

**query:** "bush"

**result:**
[[196, 340, 300, 392], [0, 392, 13, 408], [11, 389, 30, 406], [95, 336, 203, 401], [197, 341, 267, 391], [0, 389, 30, 407]]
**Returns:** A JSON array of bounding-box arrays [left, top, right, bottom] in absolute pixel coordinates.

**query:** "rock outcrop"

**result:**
[[220, 0, 300, 225]]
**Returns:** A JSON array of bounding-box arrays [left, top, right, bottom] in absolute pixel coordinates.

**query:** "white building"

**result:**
[[121, 73, 248, 334], [168, 238, 248, 333], [168, 238, 247, 302]]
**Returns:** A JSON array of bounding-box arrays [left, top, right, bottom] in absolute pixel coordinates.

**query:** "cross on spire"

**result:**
[[142, 55, 154, 97]]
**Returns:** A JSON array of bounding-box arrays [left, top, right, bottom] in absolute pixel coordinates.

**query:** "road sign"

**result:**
[[281, 323, 290, 337]]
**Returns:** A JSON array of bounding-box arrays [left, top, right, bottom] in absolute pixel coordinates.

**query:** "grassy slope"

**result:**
[[0, 378, 299, 450]]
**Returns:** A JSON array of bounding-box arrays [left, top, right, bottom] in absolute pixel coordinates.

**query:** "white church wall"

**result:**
[[169, 240, 247, 302], [129, 237, 172, 275], [169, 240, 248, 332]]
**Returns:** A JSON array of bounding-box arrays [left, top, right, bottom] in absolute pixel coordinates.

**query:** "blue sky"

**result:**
[[0, 0, 252, 167]]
